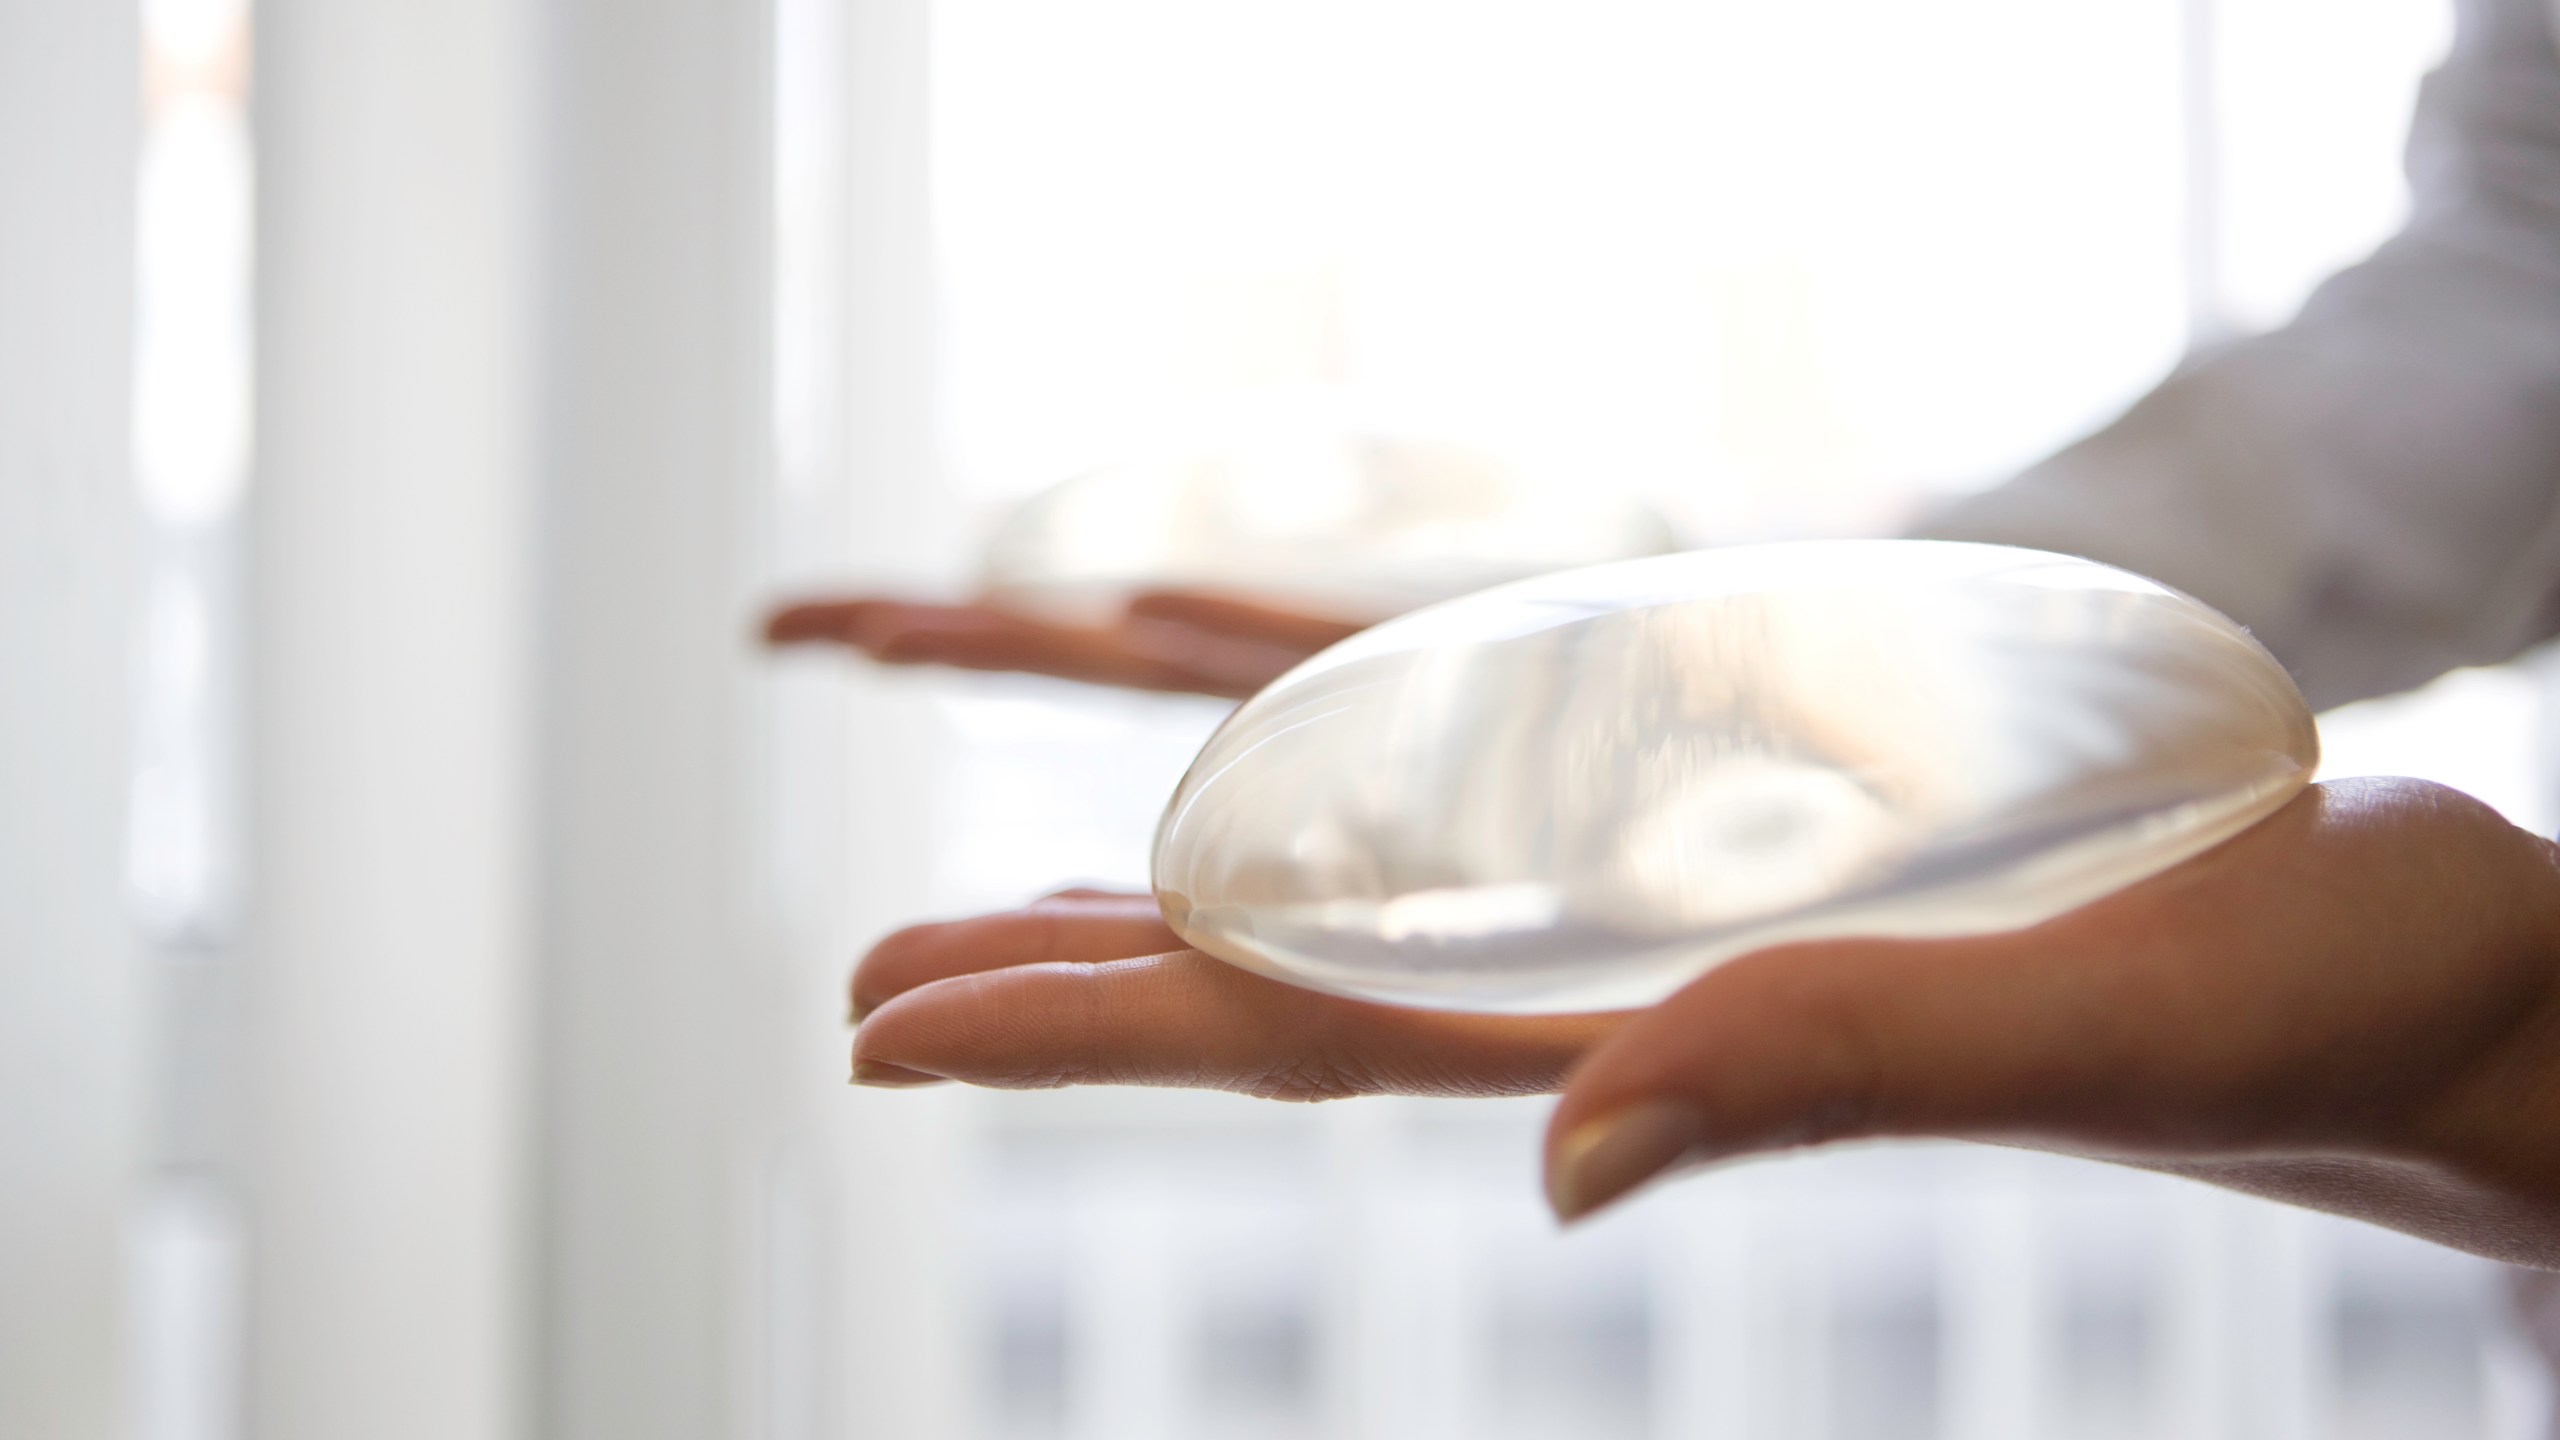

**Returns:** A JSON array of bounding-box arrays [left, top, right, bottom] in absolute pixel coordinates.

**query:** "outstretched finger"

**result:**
[[765, 597, 900, 646], [854, 892, 1180, 1022], [1112, 616, 1327, 696], [790, 598, 1274, 696], [1540, 934, 2146, 1222], [849, 604, 1204, 689], [1125, 590, 1369, 651], [855, 948, 1620, 1099]]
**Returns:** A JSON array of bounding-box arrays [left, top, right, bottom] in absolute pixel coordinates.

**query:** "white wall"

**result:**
[[0, 4, 141, 1437]]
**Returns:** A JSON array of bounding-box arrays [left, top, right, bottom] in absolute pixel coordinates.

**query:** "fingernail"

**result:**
[[847, 996, 870, 1027], [1547, 1101, 1708, 1222], [851, 1059, 947, 1089]]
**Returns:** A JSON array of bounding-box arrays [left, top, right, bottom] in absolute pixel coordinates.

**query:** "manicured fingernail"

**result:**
[[1547, 1101, 1708, 1222], [851, 1059, 947, 1089]]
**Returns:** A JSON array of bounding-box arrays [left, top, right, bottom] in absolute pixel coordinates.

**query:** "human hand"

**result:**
[[1543, 777, 2560, 1265], [764, 589, 1365, 699], [849, 888, 1622, 1097], [851, 781, 2560, 1268]]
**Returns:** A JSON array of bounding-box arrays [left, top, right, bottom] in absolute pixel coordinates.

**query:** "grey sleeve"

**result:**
[[1914, 0, 2560, 710]]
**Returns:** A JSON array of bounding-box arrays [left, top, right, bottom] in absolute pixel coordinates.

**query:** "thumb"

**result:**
[[1541, 931, 2152, 1222]]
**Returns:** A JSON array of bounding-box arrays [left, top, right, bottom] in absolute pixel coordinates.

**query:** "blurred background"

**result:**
[[8, 0, 2558, 1437]]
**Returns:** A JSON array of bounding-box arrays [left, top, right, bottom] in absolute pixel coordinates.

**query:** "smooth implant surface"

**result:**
[[983, 433, 1674, 622], [1153, 541, 2318, 1013]]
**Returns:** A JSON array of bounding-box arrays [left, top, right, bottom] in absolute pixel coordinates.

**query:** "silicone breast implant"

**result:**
[[981, 433, 1674, 621], [1151, 541, 2318, 1014]]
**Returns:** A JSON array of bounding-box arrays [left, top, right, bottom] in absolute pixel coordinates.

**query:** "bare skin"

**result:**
[[848, 780, 2560, 1269], [765, 589, 1361, 699]]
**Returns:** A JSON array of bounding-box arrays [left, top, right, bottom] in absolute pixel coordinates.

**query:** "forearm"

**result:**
[[1917, 0, 2560, 709]]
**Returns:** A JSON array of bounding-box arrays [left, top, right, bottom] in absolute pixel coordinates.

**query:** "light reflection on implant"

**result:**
[[1153, 540, 2318, 1013]]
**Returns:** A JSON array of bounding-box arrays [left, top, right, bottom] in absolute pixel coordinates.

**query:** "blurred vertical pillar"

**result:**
[[539, 0, 775, 1437], [246, 1, 534, 1437], [826, 0, 983, 1436], [0, 4, 140, 1437]]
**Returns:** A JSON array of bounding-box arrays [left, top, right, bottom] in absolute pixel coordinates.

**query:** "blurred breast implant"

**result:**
[[1152, 541, 2317, 1013], [981, 432, 1675, 622]]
